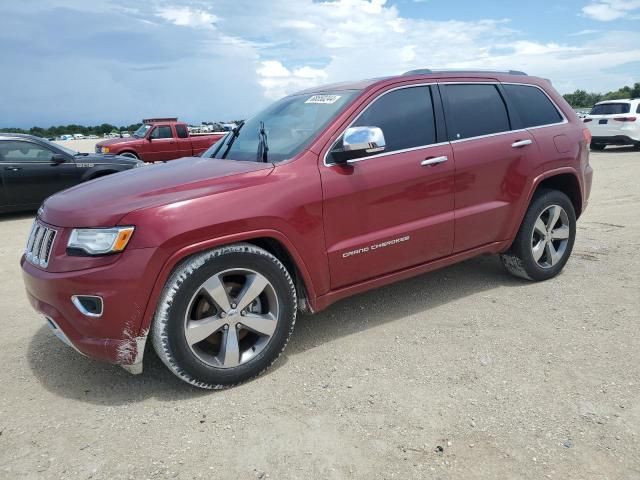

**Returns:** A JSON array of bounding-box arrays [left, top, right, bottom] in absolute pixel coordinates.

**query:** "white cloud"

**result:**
[[582, 0, 640, 21], [256, 60, 328, 99], [156, 6, 217, 28]]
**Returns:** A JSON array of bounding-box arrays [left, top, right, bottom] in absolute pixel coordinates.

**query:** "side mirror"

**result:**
[[51, 153, 66, 164], [330, 126, 386, 164]]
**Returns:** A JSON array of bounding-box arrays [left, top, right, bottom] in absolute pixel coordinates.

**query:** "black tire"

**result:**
[[500, 189, 576, 281], [590, 143, 605, 151], [151, 243, 297, 389], [120, 152, 139, 159]]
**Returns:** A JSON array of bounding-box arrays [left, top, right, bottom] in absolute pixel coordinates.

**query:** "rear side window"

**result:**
[[590, 103, 630, 115], [503, 84, 563, 128], [175, 125, 189, 138], [150, 126, 173, 139], [443, 84, 510, 140], [351, 86, 437, 152]]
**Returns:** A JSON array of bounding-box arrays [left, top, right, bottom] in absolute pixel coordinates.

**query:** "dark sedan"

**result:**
[[0, 134, 143, 214]]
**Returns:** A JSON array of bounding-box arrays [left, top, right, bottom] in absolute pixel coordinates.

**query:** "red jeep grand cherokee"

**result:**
[[22, 70, 593, 389]]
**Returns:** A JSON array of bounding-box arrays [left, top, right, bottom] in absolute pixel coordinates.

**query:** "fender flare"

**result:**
[[505, 166, 583, 244], [136, 229, 319, 335], [81, 167, 120, 182]]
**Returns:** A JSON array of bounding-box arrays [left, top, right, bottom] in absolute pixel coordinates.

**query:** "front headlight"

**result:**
[[67, 226, 135, 255], [102, 147, 110, 153]]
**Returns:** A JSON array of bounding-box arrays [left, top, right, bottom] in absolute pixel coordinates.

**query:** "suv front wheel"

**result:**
[[151, 244, 297, 389], [500, 189, 576, 281]]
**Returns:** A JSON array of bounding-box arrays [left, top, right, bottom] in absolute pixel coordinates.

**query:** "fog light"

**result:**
[[71, 295, 104, 317]]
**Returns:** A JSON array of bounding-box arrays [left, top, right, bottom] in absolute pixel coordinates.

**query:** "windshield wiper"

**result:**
[[220, 120, 245, 159], [256, 121, 269, 163]]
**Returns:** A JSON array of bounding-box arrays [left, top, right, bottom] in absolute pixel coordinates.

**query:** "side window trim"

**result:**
[[323, 82, 445, 166]]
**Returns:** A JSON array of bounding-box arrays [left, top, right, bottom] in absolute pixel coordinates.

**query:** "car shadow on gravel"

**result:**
[[27, 254, 526, 403], [286, 255, 527, 356]]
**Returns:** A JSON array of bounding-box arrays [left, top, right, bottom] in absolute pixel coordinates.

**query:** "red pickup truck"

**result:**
[[95, 118, 224, 162]]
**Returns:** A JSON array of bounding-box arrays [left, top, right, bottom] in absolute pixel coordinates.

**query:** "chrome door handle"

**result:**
[[511, 139, 533, 148], [421, 156, 448, 167]]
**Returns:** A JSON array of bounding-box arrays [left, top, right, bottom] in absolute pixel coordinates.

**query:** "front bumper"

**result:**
[[21, 247, 159, 370]]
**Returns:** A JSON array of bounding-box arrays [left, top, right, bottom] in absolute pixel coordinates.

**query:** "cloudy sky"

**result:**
[[1, 0, 639, 127]]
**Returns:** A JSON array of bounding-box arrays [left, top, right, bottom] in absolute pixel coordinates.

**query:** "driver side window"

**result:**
[[0, 141, 54, 162], [150, 126, 173, 139], [329, 86, 437, 163]]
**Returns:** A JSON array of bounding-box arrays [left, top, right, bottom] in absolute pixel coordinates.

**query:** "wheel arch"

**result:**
[[534, 172, 583, 218], [118, 150, 140, 159], [138, 230, 319, 336], [81, 168, 119, 182], [504, 167, 584, 252]]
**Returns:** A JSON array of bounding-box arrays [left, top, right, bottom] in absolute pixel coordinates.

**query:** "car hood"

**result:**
[[40, 157, 274, 227]]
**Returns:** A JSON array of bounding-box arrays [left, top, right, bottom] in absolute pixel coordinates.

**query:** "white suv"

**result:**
[[585, 99, 640, 150]]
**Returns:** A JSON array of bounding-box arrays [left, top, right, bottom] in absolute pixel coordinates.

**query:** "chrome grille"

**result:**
[[25, 221, 57, 268]]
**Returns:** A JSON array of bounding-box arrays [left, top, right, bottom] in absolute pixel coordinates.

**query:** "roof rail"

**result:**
[[403, 69, 528, 76]]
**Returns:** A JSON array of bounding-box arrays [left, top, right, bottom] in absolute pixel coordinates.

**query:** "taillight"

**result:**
[[583, 118, 593, 123], [613, 116, 637, 122], [583, 127, 592, 144]]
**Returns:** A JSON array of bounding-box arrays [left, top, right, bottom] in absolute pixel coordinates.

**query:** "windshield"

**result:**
[[590, 103, 630, 115], [133, 124, 152, 138], [203, 90, 359, 162]]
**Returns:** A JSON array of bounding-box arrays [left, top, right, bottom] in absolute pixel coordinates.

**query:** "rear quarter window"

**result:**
[[175, 125, 189, 138], [503, 84, 563, 128], [443, 84, 510, 140], [590, 103, 631, 115]]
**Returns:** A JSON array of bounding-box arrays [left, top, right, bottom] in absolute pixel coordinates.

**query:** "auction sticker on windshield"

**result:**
[[305, 95, 342, 104]]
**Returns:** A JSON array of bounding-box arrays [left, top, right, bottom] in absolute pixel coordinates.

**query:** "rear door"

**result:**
[[0, 140, 77, 207], [440, 82, 538, 252], [146, 125, 177, 161], [321, 84, 455, 289]]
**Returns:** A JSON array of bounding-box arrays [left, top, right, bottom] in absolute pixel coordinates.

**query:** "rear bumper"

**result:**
[[21, 248, 158, 368], [592, 135, 640, 145]]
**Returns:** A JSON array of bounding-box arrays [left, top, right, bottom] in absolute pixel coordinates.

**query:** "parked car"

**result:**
[[22, 70, 592, 388], [0, 133, 143, 214], [95, 118, 224, 162], [584, 99, 640, 150]]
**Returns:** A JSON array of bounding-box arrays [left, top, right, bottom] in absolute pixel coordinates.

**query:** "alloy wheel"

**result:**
[[184, 268, 279, 368], [531, 205, 570, 269]]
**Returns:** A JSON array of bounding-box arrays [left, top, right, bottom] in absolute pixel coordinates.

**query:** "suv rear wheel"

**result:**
[[500, 189, 576, 281], [151, 244, 297, 389]]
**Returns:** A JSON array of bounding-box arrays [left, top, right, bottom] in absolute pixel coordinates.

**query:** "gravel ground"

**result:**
[[0, 148, 639, 479]]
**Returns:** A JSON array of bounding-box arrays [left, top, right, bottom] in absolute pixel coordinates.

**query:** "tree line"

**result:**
[[563, 82, 640, 109], [0, 123, 143, 139]]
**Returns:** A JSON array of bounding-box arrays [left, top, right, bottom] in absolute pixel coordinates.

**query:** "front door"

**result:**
[[320, 85, 455, 289], [146, 125, 177, 161]]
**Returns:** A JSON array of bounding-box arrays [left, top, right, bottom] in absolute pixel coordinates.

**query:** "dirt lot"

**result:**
[[0, 149, 639, 479]]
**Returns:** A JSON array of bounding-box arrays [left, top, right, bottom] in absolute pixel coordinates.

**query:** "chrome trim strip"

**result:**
[[345, 141, 450, 164], [71, 295, 104, 318], [322, 80, 568, 166]]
